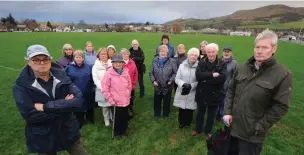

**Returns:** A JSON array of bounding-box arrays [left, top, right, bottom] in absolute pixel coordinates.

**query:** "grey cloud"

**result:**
[[0, 1, 304, 24]]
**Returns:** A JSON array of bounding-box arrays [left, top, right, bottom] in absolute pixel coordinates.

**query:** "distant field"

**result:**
[[238, 20, 304, 29], [0, 32, 303, 155]]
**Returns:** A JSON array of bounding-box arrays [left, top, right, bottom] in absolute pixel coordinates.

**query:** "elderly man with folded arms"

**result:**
[[13, 45, 87, 155]]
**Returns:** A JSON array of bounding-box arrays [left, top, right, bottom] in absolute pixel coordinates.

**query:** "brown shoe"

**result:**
[[191, 131, 198, 136]]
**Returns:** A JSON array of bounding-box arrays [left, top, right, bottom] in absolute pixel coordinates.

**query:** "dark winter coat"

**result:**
[[129, 47, 145, 73], [224, 56, 293, 144], [173, 53, 187, 68], [66, 62, 96, 110], [220, 56, 238, 93], [12, 62, 84, 153], [195, 57, 227, 105], [56, 56, 73, 69], [149, 56, 177, 95]]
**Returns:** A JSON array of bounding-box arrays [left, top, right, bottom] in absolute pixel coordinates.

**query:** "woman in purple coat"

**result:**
[[56, 43, 74, 68]]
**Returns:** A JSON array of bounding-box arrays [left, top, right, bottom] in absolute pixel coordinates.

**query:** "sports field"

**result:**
[[0, 32, 303, 155]]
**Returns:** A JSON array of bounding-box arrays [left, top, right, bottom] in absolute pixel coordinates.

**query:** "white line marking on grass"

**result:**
[[0, 65, 21, 72]]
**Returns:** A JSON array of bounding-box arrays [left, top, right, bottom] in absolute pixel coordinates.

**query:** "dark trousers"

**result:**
[[86, 108, 94, 122], [75, 112, 85, 129], [128, 90, 135, 112], [113, 106, 129, 136], [178, 108, 193, 127], [217, 94, 226, 119], [154, 91, 172, 117], [195, 101, 219, 134], [38, 139, 87, 155], [138, 72, 145, 96], [228, 136, 263, 155]]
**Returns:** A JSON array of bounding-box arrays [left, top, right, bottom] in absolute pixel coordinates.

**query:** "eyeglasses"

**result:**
[[31, 58, 51, 64]]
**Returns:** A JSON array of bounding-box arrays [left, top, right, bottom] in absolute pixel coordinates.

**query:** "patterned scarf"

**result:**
[[158, 57, 168, 68]]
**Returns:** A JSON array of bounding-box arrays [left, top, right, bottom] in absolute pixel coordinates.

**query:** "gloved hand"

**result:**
[[181, 83, 192, 95]]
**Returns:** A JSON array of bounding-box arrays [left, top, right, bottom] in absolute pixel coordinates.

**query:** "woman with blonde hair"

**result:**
[[150, 45, 177, 119], [66, 50, 95, 127], [173, 44, 187, 92], [84, 41, 97, 66], [92, 48, 113, 126], [198, 40, 208, 60], [56, 43, 74, 68]]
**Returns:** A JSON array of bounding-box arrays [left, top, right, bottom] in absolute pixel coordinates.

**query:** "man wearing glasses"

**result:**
[[12, 45, 87, 155]]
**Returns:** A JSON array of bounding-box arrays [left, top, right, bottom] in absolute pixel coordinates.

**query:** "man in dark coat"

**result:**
[[223, 29, 293, 155], [192, 43, 227, 136], [12, 45, 87, 155], [129, 39, 145, 97]]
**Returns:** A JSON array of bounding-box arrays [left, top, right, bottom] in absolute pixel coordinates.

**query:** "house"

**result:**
[[63, 26, 71, 32], [54, 26, 63, 32], [230, 31, 252, 36], [72, 25, 91, 32], [16, 25, 27, 31], [0, 24, 7, 32], [36, 24, 51, 32], [200, 28, 220, 34]]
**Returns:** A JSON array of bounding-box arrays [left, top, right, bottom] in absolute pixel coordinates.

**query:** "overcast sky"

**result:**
[[0, 1, 304, 24]]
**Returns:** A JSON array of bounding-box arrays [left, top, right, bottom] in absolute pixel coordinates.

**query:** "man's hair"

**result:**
[[132, 39, 139, 45], [255, 29, 278, 46], [205, 43, 219, 52]]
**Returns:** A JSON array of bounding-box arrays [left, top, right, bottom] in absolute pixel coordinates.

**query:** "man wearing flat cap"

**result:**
[[216, 46, 238, 120], [12, 45, 87, 155]]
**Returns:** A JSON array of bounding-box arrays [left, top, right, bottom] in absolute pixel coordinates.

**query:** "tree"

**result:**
[[47, 21, 53, 29], [192, 23, 201, 31], [114, 23, 124, 32], [78, 20, 87, 25], [171, 20, 182, 34], [1, 17, 6, 25], [24, 19, 39, 30], [145, 21, 150, 26], [105, 23, 109, 29], [6, 13, 17, 26]]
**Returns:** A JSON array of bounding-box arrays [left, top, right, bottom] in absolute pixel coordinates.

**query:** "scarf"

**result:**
[[114, 68, 123, 75], [158, 57, 168, 68]]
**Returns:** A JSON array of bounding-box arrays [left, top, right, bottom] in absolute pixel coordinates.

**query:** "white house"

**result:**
[[230, 31, 252, 36], [63, 27, 71, 32]]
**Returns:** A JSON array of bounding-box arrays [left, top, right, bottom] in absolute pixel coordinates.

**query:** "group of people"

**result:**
[[13, 29, 293, 155]]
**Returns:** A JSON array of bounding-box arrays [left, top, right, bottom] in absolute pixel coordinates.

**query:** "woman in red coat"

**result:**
[[120, 48, 138, 119]]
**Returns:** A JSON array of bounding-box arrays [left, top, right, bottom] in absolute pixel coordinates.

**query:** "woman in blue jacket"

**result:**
[[66, 50, 95, 127]]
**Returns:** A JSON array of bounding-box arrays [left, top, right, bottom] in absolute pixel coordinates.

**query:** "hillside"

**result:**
[[165, 4, 304, 30]]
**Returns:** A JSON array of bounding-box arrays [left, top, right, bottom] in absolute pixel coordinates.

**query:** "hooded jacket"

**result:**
[[12, 62, 84, 153]]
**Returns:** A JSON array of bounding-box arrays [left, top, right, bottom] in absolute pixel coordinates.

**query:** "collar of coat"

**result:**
[[129, 47, 143, 53], [182, 59, 198, 68], [246, 56, 277, 71]]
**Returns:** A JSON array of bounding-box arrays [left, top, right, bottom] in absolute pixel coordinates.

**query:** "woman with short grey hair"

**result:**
[[150, 45, 177, 119], [173, 47, 199, 128]]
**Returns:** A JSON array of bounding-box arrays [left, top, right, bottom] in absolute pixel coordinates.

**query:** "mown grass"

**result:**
[[0, 32, 303, 155]]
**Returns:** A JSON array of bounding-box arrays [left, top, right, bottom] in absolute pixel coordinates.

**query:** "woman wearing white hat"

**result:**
[[107, 45, 116, 60]]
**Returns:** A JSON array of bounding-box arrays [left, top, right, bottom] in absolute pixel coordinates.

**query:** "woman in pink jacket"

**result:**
[[102, 54, 132, 140], [120, 48, 138, 119]]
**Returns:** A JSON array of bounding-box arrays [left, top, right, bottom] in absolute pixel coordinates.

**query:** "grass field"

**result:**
[[238, 20, 304, 29], [0, 32, 303, 155]]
